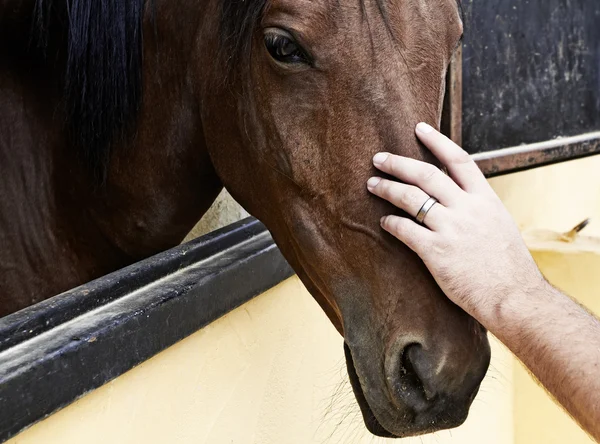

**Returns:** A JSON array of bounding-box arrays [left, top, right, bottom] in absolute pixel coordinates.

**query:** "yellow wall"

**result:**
[[8, 277, 514, 444], [489, 155, 600, 237], [489, 154, 600, 444], [512, 232, 599, 444]]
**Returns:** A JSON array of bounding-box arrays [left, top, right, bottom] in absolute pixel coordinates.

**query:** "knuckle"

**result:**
[[388, 216, 404, 234], [452, 149, 472, 165], [418, 165, 439, 182], [430, 236, 448, 256], [388, 157, 403, 177], [400, 188, 421, 210], [406, 189, 422, 209], [386, 216, 407, 237], [378, 180, 393, 198]]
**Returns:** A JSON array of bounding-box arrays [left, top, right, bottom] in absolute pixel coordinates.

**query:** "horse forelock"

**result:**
[[33, 0, 147, 183], [219, 0, 269, 83]]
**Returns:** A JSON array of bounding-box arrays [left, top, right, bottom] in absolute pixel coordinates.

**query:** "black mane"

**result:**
[[33, 0, 146, 181]]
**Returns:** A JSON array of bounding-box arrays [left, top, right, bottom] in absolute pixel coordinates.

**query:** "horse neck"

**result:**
[[0, 0, 222, 314], [84, 0, 224, 259]]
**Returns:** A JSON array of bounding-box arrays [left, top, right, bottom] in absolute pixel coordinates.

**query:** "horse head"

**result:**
[[206, 0, 488, 437]]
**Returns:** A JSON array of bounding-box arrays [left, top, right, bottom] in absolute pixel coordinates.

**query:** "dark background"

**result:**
[[462, 0, 600, 153]]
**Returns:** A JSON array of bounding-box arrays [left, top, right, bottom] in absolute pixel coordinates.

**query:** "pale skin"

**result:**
[[366, 122, 600, 441]]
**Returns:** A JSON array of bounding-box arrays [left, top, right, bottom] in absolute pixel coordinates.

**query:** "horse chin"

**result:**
[[344, 343, 397, 438]]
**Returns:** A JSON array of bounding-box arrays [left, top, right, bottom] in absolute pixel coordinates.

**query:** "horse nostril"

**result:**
[[393, 343, 434, 413], [385, 339, 473, 424], [384, 333, 489, 431]]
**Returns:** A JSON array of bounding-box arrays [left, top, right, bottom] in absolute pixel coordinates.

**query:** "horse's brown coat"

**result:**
[[0, 0, 489, 437]]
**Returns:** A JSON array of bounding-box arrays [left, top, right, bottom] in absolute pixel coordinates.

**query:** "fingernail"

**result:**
[[367, 177, 381, 189], [380, 216, 388, 226], [373, 153, 389, 166], [416, 122, 434, 134]]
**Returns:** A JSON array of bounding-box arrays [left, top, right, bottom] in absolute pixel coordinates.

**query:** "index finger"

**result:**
[[415, 122, 491, 194]]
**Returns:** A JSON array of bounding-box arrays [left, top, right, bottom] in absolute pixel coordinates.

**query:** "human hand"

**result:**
[[366, 123, 545, 325]]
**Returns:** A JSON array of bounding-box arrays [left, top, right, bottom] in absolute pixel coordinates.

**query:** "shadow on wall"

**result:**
[[184, 190, 249, 242]]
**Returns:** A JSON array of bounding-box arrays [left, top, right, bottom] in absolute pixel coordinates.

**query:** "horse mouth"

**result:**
[[344, 343, 397, 438]]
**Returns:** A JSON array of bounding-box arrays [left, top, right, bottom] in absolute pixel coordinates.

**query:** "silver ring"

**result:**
[[416, 197, 438, 225]]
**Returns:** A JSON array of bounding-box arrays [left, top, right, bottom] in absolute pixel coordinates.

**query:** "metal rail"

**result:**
[[474, 132, 600, 177]]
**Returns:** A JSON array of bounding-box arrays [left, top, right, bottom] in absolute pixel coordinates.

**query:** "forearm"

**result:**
[[481, 282, 600, 441]]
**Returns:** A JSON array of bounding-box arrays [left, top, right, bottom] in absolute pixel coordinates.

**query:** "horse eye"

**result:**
[[264, 31, 308, 65]]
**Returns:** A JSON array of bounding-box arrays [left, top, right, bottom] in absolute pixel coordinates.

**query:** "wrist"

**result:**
[[473, 272, 551, 337]]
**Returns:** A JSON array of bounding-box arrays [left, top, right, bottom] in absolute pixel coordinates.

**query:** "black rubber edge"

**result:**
[[0, 217, 293, 443]]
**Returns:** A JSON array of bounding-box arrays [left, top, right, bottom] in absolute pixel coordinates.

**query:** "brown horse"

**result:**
[[0, 0, 490, 437]]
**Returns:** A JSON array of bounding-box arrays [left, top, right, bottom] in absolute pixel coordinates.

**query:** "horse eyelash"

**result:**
[[264, 33, 310, 64], [263, 33, 281, 47]]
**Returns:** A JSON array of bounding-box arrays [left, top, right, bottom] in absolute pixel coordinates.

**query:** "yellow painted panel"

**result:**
[[489, 154, 600, 236], [9, 276, 512, 444], [515, 231, 599, 444], [490, 155, 600, 444]]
